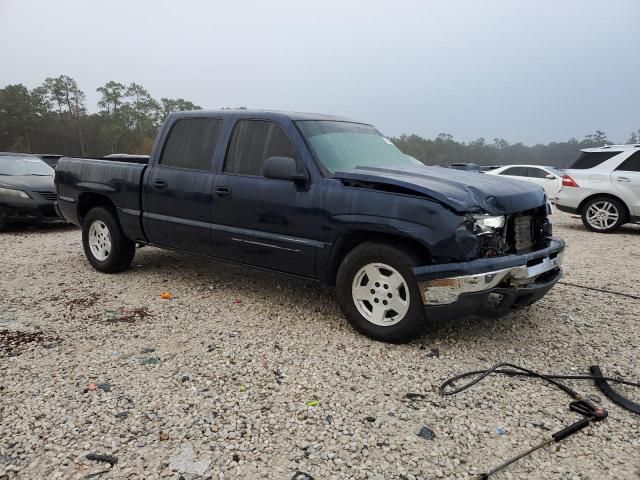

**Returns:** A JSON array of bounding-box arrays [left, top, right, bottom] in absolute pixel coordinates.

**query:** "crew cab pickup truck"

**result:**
[[55, 110, 565, 342]]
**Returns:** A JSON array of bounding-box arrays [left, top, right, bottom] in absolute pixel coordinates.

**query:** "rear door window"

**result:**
[[614, 151, 640, 172], [527, 168, 549, 178], [500, 167, 527, 176], [224, 120, 299, 176], [160, 118, 221, 170], [570, 151, 619, 169]]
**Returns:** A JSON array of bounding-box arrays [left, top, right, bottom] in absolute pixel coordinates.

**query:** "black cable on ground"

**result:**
[[442, 363, 640, 478], [557, 281, 640, 301], [439, 362, 640, 397]]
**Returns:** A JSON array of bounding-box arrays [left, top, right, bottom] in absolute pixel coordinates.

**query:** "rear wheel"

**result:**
[[336, 242, 427, 343], [82, 207, 135, 273], [581, 196, 626, 233]]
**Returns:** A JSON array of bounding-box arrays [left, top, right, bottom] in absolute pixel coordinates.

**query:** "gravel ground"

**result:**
[[1, 212, 639, 480]]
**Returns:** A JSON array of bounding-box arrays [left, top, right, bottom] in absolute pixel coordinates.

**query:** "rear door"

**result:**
[[143, 117, 221, 254], [210, 119, 317, 277], [611, 151, 640, 216]]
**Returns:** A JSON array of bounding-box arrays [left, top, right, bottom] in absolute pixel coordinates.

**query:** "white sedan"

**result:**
[[486, 165, 564, 200]]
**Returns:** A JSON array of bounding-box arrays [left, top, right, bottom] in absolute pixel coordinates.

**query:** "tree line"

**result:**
[[1, 75, 638, 166], [389, 130, 640, 168], [0, 75, 201, 157]]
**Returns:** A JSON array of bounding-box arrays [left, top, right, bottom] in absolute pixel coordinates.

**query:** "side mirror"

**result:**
[[545, 174, 555, 180], [263, 156, 308, 184]]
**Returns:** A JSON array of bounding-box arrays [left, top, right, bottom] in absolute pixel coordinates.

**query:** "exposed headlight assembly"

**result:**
[[474, 214, 505, 231], [0, 187, 31, 199]]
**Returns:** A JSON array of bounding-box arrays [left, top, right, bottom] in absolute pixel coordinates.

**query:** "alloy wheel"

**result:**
[[585, 201, 619, 230], [351, 262, 410, 326], [88, 220, 112, 261]]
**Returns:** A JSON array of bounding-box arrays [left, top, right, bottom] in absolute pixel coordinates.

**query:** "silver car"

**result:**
[[556, 145, 640, 232]]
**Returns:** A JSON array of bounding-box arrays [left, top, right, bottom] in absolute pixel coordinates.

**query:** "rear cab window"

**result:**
[[224, 120, 299, 176], [569, 151, 619, 169], [159, 118, 221, 170]]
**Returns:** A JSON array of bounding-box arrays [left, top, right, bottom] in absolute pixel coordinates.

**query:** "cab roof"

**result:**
[[169, 109, 363, 123]]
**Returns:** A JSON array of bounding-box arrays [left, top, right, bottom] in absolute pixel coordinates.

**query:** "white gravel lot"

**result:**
[[1, 212, 639, 480]]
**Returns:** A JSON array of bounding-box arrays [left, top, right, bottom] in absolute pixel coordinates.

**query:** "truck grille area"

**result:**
[[514, 215, 533, 251], [507, 205, 551, 253], [474, 205, 551, 257]]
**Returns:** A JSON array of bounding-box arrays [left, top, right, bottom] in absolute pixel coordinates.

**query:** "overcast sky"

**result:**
[[1, 0, 638, 144]]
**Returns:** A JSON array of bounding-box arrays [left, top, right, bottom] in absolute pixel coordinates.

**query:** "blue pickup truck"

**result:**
[[55, 110, 564, 342]]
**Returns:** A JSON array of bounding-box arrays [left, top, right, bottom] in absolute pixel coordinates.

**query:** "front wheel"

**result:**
[[82, 207, 135, 273], [581, 196, 626, 233], [0, 208, 7, 231], [336, 242, 427, 343]]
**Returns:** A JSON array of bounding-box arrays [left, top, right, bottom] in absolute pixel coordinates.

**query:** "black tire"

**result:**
[[82, 206, 135, 273], [580, 196, 626, 233], [0, 208, 6, 231], [336, 242, 427, 343]]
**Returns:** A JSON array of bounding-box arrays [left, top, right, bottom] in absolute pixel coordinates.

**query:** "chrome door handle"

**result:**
[[616, 177, 631, 182]]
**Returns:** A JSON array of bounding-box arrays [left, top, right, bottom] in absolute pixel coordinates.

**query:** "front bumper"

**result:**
[[413, 238, 565, 319], [0, 199, 60, 223]]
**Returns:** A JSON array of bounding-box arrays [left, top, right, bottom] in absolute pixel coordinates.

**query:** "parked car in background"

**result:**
[[487, 165, 563, 200], [56, 110, 564, 343], [37, 154, 64, 168], [556, 145, 640, 233], [448, 162, 481, 171], [0, 152, 60, 229]]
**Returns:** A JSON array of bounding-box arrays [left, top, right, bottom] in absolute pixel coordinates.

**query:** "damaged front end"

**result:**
[[464, 203, 553, 259], [415, 203, 563, 320], [333, 166, 563, 319]]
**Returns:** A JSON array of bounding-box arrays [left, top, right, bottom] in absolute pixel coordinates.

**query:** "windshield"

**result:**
[[0, 156, 54, 176], [296, 121, 422, 174]]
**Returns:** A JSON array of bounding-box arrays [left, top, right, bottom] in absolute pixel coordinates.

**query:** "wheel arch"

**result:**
[[325, 229, 431, 286], [577, 193, 630, 222], [77, 192, 118, 224]]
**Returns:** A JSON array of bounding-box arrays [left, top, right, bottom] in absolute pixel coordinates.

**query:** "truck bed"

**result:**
[[55, 156, 147, 241]]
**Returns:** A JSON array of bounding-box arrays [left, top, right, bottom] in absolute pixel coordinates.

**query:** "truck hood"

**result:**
[[333, 165, 546, 215]]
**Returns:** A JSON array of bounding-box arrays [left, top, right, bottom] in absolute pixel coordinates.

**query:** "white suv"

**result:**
[[556, 145, 640, 232]]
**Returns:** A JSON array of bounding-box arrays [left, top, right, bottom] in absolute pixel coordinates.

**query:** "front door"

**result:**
[[143, 117, 221, 254], [210, 119, 317, 277]]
